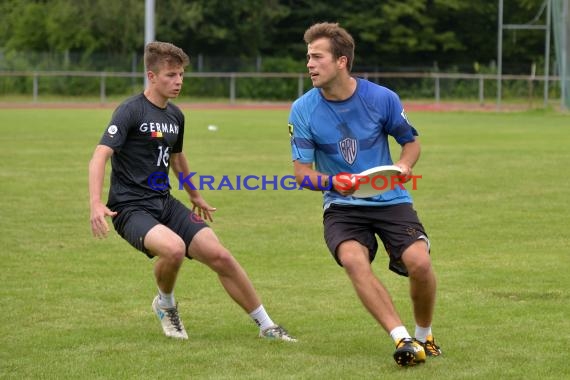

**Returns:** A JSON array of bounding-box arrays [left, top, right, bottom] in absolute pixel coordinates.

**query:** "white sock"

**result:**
[[249, 305, 275, 330], [389, 326, 412, 344], [415, 325, 432, 343], [157, 288, 176, 309]]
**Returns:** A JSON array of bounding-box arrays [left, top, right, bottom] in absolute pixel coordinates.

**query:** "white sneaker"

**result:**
[[151, 296, 188, 340], [259, 325, 297, 342]]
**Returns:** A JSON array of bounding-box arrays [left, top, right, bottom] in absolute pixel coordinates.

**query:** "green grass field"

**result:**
[[1, 106, 569, 379]]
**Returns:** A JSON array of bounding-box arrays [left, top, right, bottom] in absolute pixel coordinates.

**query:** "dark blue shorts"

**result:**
[[111, 194, 208, 258], [323, 203, 430, 276]]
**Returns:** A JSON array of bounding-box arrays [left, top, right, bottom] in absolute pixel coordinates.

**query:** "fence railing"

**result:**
[[0, 70, 566, 108]]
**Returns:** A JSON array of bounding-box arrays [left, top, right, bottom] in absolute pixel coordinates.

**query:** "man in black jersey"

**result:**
[[88, 41, 295, 342]]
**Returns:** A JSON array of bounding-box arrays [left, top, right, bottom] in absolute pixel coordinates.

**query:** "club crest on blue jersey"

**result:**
[[338, 137, 358, 165]]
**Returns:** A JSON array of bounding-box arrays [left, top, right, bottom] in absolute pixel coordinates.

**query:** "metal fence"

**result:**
[[0, 70, 566, 109]]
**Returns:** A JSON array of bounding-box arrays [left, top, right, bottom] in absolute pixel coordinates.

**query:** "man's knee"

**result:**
[[408, 259, 433, 279], [402, 243, 433, 279], [144, 224, 187, 262], [338, 243, 370, 274], [168, 241, 187, 259], [209, 248, 238, 269], [146, 234, 186, 264]]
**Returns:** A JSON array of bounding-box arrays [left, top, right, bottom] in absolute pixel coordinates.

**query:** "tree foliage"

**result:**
[[0, 0, 550, 72]]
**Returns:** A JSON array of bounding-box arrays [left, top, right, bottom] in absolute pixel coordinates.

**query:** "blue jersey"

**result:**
[[289, 77, 418, 209]]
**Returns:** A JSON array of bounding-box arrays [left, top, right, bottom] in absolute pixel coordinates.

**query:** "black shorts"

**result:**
[[111, 194, 208, 258], [323, 203, 430, 276]]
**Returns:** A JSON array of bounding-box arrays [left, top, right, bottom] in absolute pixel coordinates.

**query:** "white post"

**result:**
[[562, 0, 568, 109], [33, 72, 38, 103], [497, 0, 504, 110], [545, 0, 551, 107], [144, 0, 155, 88], [479, 75, 485, 105], [230, 74, 236, 104]]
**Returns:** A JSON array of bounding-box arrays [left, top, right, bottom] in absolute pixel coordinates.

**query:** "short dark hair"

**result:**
[[144, 42, 190, 73], [304, 22, 355, 72]]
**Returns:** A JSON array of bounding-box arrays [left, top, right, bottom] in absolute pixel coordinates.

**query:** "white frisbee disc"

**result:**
[[351, 165, 403, 198]]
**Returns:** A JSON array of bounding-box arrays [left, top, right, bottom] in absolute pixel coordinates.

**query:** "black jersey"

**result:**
[[99, 93, 185, 208]]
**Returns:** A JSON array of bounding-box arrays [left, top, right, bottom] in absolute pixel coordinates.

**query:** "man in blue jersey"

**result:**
[[89, 41, 295, 342], [289, 23, 440, 366]]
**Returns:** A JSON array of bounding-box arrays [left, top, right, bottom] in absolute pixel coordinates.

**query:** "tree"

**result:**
[[0, 0, 143, 55], [155, 0, 290, 57], [0, 0, 551, 73]]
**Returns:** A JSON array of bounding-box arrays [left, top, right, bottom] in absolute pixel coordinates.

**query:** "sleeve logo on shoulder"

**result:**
[[107, 125, 118, 135], [400, 109, 412, 125]]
